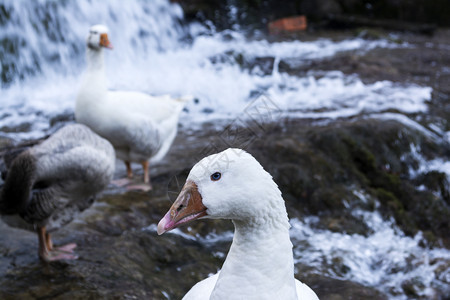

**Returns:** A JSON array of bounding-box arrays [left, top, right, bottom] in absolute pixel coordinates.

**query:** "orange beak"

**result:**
[[100, 33, 113, 49], [157, 180, 207, 235]]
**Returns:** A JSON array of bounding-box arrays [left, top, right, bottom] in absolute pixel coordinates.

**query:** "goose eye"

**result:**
[[210, 172, 221, 181]]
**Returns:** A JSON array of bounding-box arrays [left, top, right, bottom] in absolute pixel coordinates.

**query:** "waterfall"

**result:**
[[0, 0, 432, 141], [0, 0, 185, 88]]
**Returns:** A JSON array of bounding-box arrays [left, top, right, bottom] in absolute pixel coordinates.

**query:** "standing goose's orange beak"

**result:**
[[100, 33, 113, 49], [157, 180, 207, 235]]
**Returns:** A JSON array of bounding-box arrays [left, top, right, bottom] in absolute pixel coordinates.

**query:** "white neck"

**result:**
[[75, 47, 108, 126], [86, 47, 105, 72], [211, 194, 298, 300], [78, 47, 107, 93]]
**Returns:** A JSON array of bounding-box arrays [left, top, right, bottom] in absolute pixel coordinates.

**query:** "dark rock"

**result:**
[[0, 137, 12, 149], [0, 122, 33, 134], [334, 0, 450, 27], [49, 112, 75, 128], [300, 0, 342, 19], [416, 171, 450, 205], [174, 0, 450, 32], [307, 274, 387, 299], [248, 118, 450, 247], [325, 14, 437, 35]]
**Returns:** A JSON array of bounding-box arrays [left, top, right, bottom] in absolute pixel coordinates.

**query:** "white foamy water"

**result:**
[[0, 0, 432, 141], [406, 143, 450, 180], [291, 210, 450, 299]]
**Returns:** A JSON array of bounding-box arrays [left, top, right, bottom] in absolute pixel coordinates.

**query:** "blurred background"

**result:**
[[0, 0, 449, 299]]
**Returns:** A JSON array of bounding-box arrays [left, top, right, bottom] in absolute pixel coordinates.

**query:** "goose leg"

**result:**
[[38, 227, 48, 259], [138, 160, 152, 191], [141, 160, 150, 185], [125, 161, 133, 179], [113, 160, 152, 191], [123, 161, 152, 191], [46, 232, 77, 253], [37, 227, 78, 262], [111, 161, 135, 187], [45, 231, 53, 250]]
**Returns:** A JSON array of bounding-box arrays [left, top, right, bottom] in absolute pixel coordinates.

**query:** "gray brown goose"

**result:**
[[0, 124, 115, 261]]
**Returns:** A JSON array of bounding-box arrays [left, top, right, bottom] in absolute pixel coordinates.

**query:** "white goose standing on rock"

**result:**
[[76, 25, 190, 190], [157, 148, 319, 300], [0, 124, 115, 262]]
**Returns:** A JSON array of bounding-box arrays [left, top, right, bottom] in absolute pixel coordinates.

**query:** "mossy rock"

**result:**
[[416, 170, 450, 204], [250, 118, 450, 246]]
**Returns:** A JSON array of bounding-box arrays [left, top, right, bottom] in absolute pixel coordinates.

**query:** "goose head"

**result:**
[[157, 148, 282, 235], [87, 24, 113, 50]]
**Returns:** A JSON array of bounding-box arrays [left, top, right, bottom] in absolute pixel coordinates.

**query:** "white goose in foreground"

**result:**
[[76, 24, 189, 190], [0, 124, 115, 261], [157, 148, 319, 300]]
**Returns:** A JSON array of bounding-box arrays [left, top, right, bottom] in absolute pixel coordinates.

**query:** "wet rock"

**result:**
[[49, 112, 75, 128], [0, 136, 12, 149], [252, 119, 450, 246], [326, 14, 436, 35], [416, 171, 450, 205], [299, 0, 342, 20], [401, 277, 427, 298], [0, 122, 33, 134], [209, 51, 275, 75], [307, 274, 387, 299], [175, 0, 450, 32]]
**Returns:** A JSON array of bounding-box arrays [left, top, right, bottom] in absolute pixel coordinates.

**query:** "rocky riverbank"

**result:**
[[1, 27, 449, 299]]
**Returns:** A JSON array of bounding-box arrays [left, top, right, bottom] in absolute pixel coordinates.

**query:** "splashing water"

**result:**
[[0, 0, 432, 141], [291, 210, 450, 299]]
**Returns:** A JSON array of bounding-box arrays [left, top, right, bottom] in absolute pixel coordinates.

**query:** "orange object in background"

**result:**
[[268, 15, 307, 34]]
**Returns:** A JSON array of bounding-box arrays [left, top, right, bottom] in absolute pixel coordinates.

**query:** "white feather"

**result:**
[[75, 25, 190, 165], [178, 149, 319, 300]]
